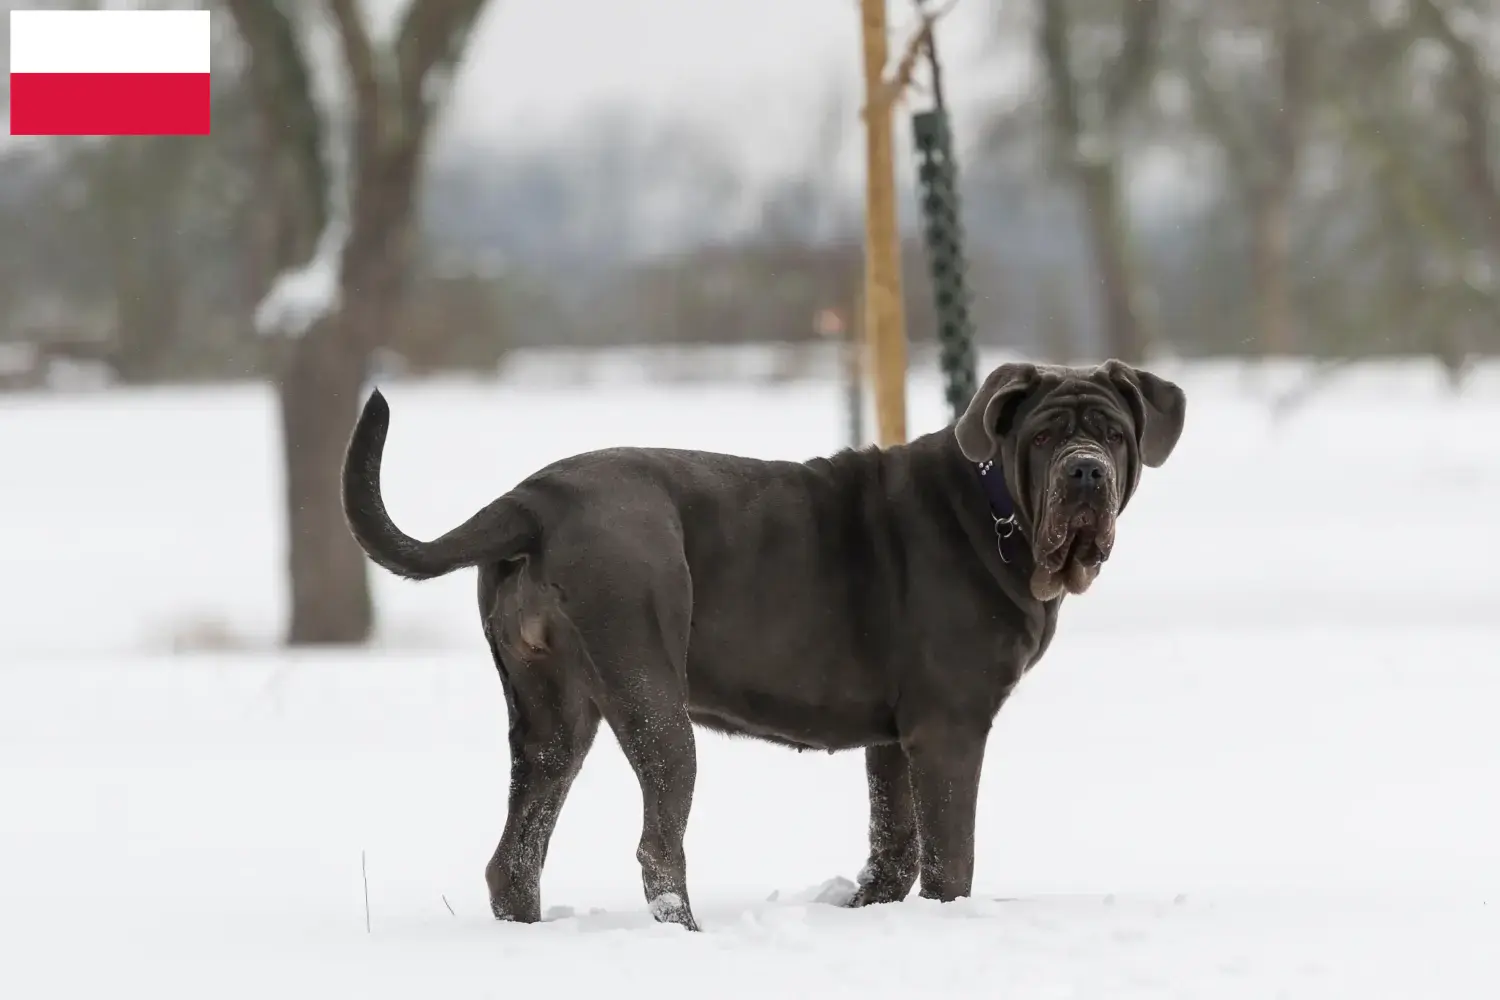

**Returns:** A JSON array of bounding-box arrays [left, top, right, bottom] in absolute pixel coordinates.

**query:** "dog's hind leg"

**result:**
[[480, 567, 600, 923], [601, 684, 698, 931], [559, 541, 700, 932]]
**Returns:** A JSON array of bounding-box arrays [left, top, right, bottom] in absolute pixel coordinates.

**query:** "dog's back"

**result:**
[[495, 442, 919, 748], [343, 389, 943, 750]]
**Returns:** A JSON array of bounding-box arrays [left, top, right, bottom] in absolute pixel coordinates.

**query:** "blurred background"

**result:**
[[1, 0, 1498, 651]]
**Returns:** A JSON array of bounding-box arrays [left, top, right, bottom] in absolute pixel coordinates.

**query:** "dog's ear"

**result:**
[[1100, 360, 1186, 468], [954, 362, 1038, 463]]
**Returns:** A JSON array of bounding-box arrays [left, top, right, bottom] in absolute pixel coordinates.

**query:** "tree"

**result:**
[[1167, 0, 1312, 357], [1034, 0, 1163, 363], [221, 0, 493, 645], [1312, 0, 1500, 380]]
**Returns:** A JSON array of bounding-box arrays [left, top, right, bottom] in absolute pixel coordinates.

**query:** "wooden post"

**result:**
[[859, 0, 908, 446]]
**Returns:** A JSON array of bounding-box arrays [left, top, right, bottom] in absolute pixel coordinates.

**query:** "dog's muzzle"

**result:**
[[1030, 449, 1119, 599]]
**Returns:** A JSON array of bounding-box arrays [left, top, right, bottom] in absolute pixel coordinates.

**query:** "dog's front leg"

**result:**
[[903, 724, 989, 902], [845, 743, 920, 907]]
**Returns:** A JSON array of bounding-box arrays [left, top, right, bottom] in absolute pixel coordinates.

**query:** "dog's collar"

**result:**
[[975, 459, 1021, 564]]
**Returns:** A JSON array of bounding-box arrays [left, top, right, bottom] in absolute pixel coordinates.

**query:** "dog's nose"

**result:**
[[1063, 454, 1107, 490]]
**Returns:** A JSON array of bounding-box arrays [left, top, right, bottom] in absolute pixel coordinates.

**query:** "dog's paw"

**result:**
[[647, 892, 700, 931]]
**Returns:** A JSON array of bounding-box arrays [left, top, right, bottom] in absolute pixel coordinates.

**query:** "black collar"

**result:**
[[975, 459, 1021, 563]]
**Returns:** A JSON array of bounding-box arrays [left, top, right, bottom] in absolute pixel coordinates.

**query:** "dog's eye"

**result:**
[[1106, 428, 1124, 445], [1033, 431, 1051, 447]]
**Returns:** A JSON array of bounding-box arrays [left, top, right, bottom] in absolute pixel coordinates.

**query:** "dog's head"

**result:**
[[955, 360, 1186, 601]]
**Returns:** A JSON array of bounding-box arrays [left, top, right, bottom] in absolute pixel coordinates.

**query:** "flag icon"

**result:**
[[9, 9, 211, 137]]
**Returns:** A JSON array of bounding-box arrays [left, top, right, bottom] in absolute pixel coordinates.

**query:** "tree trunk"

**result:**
[[223, 0, 492, 647], [1250, 182, 1294, 357], [111, 254, 182, 382], [278, 318, 373, 646], [97, 140, 188, 383], [1077, 159, 1147, 363], [276, 167, 414, 647]]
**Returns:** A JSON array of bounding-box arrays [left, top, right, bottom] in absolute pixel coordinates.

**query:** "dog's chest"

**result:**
[[1024, 601, 1062, 673], [969, 599, 1060, 699]]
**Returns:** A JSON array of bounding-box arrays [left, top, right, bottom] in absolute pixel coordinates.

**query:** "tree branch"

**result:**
[[1410, 0, 1500, 253], [1272, 0, 1307, 177], [1173, 16, 1261, 185], [863, 0, 957, 118], [219, 0, 327, 252], [393, 0, 491, 138], [1038, 0, 1081, 146], [324, 0, 380, 166], [1103, 0, 1161, 122], [1331, 95, 1473, 305], [325, 0, 376, 101]]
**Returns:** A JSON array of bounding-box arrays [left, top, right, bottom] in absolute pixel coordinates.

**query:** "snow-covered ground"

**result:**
[[2, 352, 1498, 998]]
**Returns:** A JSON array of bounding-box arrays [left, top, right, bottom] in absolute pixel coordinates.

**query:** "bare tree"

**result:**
[[222, 0, 493, 645], [1317, 0, 1500, 381], [1035, 0, 1162, 363], [1409, 0, 1500, 257], [1399, 0, 1500, 380], [1168, 0, 1311, 357]]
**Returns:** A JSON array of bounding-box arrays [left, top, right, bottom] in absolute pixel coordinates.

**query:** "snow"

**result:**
[[648, 892, 687, 922], [2, 350, 1499, 998], [252, 223, 345, 338]]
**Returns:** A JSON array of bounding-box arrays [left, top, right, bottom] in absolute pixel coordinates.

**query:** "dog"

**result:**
[[341, 359, 1186, 931]]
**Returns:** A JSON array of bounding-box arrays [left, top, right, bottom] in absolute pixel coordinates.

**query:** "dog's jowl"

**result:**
[[341, 360, 1186, 931]]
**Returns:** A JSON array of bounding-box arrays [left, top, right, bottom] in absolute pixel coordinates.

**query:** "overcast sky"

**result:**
[[430, 0, 1019, 180], [0, 1, 1021, 187]]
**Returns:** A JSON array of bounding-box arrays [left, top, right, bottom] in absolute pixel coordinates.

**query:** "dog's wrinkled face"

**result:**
[[1022, 387, 1126, 599], [955, 360, 1186, 601]]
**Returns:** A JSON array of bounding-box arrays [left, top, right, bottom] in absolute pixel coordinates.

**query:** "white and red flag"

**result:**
[[9, 9, 211, 136]]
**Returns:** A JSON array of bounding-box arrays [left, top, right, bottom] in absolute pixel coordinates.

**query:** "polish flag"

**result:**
[[9, 9, 211, 136]]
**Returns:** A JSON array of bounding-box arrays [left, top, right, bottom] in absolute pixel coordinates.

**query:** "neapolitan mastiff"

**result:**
[[341, 360, 1186, 931]]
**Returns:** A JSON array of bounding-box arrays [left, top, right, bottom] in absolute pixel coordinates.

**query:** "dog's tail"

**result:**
[[341, 389, 537, 581]]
